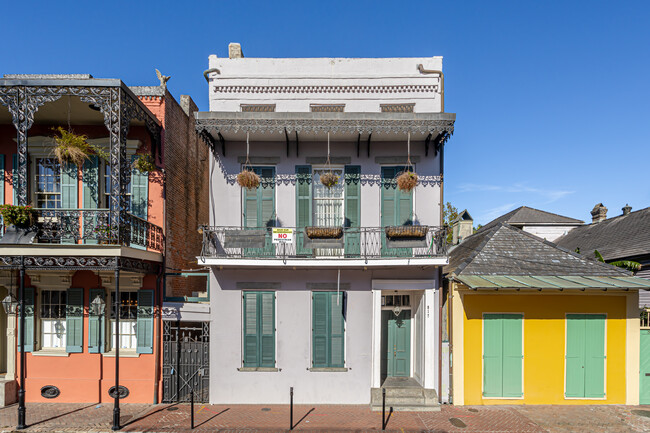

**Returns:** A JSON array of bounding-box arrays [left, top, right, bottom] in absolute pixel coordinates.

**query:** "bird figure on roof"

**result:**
[[156, 69, 171, 88]]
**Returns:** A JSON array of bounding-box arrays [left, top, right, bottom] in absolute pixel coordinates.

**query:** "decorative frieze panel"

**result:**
[[214, 84, 439, 94]]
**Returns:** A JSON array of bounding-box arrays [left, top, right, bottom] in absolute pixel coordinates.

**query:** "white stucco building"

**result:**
[[196, 44, 455, 408]]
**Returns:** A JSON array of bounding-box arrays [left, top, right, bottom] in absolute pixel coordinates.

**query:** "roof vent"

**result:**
[[622, 204, 632, 216], [229, 43, 244, 59], [591, 203, 608, 224]]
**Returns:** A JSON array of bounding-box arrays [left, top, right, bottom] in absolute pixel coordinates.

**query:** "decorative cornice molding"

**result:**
[[222, 173, 441, 187], [0, 256, 159, 273], [214, 84, 439, 94]]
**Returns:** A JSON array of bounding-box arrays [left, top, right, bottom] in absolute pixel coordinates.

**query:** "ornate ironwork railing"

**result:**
[[0, 208, 164, 253], [641, 309, 650, 329], [199, 225, 447, 260]]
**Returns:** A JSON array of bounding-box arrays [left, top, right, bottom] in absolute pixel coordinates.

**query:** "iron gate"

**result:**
[[162, 321, 209, 403]]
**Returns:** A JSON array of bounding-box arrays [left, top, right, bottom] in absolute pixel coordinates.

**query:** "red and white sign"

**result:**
[[272, 228, 294, 244]]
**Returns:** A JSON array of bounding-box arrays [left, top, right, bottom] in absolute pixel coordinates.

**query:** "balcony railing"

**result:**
[[199, 226, 447, 260], [0, 209, 164, 253]]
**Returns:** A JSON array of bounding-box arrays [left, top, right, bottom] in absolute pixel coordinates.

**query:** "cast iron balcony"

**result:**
[[199, 225, 447, 262], [0, 209, 164, 253]]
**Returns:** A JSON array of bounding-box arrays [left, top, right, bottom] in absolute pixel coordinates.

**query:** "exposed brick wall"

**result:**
[[139, 90, 209, 297]]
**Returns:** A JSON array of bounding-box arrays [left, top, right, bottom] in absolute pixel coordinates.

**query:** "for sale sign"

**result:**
[[272, 228, 294, 244]]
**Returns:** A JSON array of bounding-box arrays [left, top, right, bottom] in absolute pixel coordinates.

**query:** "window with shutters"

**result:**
[[40, 290, 67, 349], [110, 291, 138, 350], [35, 158, 62, 208], [312, 291, 345, 368], [103, 164, 132, 210], [242, 291, 276, 368]]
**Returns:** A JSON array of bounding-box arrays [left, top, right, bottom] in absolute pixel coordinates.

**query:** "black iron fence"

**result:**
[[199, 225, 447, 260], [0, 208, 164, 252]]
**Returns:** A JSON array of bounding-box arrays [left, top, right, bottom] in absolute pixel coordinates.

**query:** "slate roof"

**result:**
[[555, 207, 650, 261], [476, 206, 583, 234], [445, 223, 630, 278]]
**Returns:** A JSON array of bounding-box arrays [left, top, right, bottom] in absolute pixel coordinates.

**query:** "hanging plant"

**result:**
[[51, 127, 108, 167], [133, 154, 157, 173], [397, 170, 418, 192], [320, 171, 339, 189], [0, 204, 36, 227], [237, 169, 260, 189]]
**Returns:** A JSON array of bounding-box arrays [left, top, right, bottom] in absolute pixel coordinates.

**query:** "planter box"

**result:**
[[303, 232, 344, 249], [0, 225, 38, 244], [305, 226, 343, 239], [223, 229, 267, 248], [385, 226, 428, 248]]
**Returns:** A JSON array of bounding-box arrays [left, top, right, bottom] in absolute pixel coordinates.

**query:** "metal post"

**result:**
[[290, 386, 293, 430], [190, 390, 194, 429], [17, 256, 26, 430], [112, 267, 120, 431], [381, 388, 385, 431]]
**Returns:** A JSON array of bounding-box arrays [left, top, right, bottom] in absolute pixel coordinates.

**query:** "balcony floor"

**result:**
[[0, 244, 162, 262], [197, 256, 447, 269]]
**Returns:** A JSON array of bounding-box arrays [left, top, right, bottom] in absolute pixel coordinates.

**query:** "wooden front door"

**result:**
[[385, 310, 411, 377]]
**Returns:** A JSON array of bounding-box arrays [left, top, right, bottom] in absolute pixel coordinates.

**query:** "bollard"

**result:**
[[190, 390, 194, 430], [290, 386, 294, 430], [382, 388, 386, 431]]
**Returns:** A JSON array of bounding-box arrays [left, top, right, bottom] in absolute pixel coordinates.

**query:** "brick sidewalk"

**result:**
[[1, 402, 650, 432]]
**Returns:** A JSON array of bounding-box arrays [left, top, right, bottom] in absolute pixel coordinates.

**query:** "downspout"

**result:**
[[417, 64, 444, 112], [438, 268, 443, 403], [448, 278, 454, 405], [203, 68, 221, 83]]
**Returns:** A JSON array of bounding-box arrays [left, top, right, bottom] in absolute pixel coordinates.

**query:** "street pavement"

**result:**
[[2, 402, 650, 432]]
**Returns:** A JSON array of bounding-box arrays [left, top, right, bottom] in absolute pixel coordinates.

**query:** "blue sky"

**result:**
[[2, 1, 649, 225]]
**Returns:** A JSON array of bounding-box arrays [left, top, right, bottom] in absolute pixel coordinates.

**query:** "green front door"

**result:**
[[565, 314, 606, 399], [384, 310, 411, 377], [640, 330, 650, 404]]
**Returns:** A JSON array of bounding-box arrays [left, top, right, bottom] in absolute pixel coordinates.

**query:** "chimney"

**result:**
[[622, 204, 632, 216], [591, 203, 608, 223], [452, 210, 474, 245], [229, 43, 244, 59]]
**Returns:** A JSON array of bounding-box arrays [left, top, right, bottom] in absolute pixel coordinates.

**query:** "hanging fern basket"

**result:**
[[51, 127, 108, 167], [397, 171, 418, 192], [237, 169, 260, 189], [133, 154, 157, 173], [320, 171, 339, 189]]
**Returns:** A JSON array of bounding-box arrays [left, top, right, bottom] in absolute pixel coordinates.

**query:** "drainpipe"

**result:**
[[438, 268, 443, 404], [203, 68, 221, 83], [448, 279, 453, 405], [416, 64, 444, 112]]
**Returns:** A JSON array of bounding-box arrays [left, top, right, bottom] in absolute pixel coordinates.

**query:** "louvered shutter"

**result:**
[[82, 156, 99, 244], [131, 156, 149, 219], [329, 292, 345, 367], [344, 166, 361, 257], [259, 292, 275, 367], [482, 314, 503, 397], [61, 163, 78, 209], [295, 165, 312, 255], [65, 287, 84, 353], [88, 288, 106, 353], [584, 314, 606, 398], [565, 314, 586, 398], [136, 289, 154, 354], [18, 287, 35, 352], [312, 292, 329, 367], [502, 314, 523, 397], [243, 291, 259, 367]]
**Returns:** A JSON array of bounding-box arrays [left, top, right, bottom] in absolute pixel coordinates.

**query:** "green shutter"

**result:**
[[65, 287, 84, 353], [12, 154, 17, 205], [243, 291, 259, 367], [565, 314, 586, 398], [0, 154, 5, 206], [312, 292, 329, 367], [295, 165, 312, 256], [131, 156, 149, 219], [330, 292, 345, 367], [242, 291, 275, 368], [82, 157, 99, 244], [483, 314, 503, 397], [18, 287, 35, 352], [381, 166, 413, 257], [344, 165, 361, 257], [88, 288, 106, 353], [243, 167, 275, 257], [584, 315, 606, 398], [136, 289, 154, 354], [259, 292, 275, 367], [61, 163, 78, 209], [502, 314, 523, 397], [483, 313, 523, 398]]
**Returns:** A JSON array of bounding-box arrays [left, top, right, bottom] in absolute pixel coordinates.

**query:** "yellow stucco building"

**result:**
[[445, 223, 650, 406]]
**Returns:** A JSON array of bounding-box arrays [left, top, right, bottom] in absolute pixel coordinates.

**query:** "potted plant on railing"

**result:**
[[303, 226, 344, 249], [132, 154, 157, 173], [51, 127, 109, 167], [0, 204, 38, 243], [384, 225, 429, 248]]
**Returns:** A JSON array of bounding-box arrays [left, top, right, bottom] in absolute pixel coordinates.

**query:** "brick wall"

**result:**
[[139, 89, 209, 297]]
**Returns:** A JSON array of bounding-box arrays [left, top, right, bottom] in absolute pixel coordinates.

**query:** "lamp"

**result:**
[[90, 293, 106, 316], [392, 305, 402, 317], [2, 293, 18, 314]]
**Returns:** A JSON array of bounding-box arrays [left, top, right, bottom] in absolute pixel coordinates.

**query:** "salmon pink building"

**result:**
[[0, 74, 207, 407]]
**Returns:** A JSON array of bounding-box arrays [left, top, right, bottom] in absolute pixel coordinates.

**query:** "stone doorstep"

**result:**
[[0, 380, 18, 407], [370, 386, 439, 412]]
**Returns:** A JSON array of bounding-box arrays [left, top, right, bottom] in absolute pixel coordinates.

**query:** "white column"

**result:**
[[626, 290, 640, 405], [6, 313, 16, 380], [371, 289, 382, 388], [423, 287, 437, 389]]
